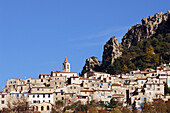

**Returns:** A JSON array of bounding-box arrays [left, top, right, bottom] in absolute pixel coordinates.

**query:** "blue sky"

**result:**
[[0, 0, 170, 91]]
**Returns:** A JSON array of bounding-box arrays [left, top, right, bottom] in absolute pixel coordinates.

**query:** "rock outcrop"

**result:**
[[102, 36, 122, 67], [81, 11, 170, 75], [81, 56, 101, 76], [122, 11, 170, 48]]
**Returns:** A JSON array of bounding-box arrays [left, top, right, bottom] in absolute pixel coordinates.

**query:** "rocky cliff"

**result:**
[[122, 11, 170, 48], [81, 56, 101, 76], [81, 11, 170, 75], [102, 36, 122, 67]]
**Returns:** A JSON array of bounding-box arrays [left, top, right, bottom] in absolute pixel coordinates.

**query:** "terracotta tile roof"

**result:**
[[137, 78, 147, 80], [112, 84, 121, 86], [112, 94, 124, 97]]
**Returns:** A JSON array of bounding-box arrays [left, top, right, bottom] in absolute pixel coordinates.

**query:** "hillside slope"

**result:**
[[81, 11, 170, 75]]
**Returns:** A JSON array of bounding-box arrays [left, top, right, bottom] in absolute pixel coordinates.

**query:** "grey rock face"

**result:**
[[122, 11, 170, 48], [102, 37, 122, 67], [81, 56, 101, 75]]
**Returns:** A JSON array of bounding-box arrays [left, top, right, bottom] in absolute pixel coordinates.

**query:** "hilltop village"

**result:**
[[0, 58, 170, 113]]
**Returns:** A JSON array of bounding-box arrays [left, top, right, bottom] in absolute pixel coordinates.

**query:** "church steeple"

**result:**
[[62, 57, 70, 72], [64, 57, 68, 63]]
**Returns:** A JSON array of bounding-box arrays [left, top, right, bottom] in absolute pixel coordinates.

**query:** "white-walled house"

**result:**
[[29, 93, 54, 105]]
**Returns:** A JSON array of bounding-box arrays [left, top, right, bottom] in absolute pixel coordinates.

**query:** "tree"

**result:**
[[132, 101, 137, 113], [142, 102, 154, 113], [121, 107, 131, 113], [88, 108, 98, 113], [51, 100, 64, 113], [74, 104, 88, 113], [111, 108, 121, 113], [122, 64, 128, 73], [109, 98, 118, 108], [167, 100, 170, 113], [2, 97, 32, 113], [97, 100, 106, 109], [153, 99, 167, 113], [164, 83, 170, 95], [98, 109, 108, 113]]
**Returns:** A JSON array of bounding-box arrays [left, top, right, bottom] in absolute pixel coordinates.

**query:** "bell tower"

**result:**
[[62, 57, 70, 72]]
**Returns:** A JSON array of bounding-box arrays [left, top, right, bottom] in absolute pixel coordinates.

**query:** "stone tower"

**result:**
[[62, 57, 70, 72]]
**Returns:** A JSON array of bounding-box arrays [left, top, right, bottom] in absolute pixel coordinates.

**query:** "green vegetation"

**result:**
[[105, 33, 170, 75], [51, 100, 64, 113], [164, 83, 170, 95]]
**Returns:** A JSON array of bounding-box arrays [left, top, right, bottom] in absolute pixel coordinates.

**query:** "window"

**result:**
[[43, 75, 45, 78], [161, 74, 166, 76], [56, 93, 57, 95], [37, 88, 39, 91], [59, 82, 61, 85], [33, 95, 35, 98], [41, 106, 44, 111], [74, 87, 76, 89], [62, 97, 64, 100], [47, 106, 50, 110], [157, 88, 160, 91], [55, 82, 57, 85], [92, 84, 94, 87], [43, 94, 45, 98], [56, 98, 57, 100], [61, 93, 63, 95], [157, 84, 160, 86], [1, 100, 4, 104], [41, 79, 43, 82], [2, 95, 4, 98], [49, 100, 50, 103], [37, 95, 39, 98], [48, 94, 50, 98], [109, 77, 111, 80], [70, 87, 72, 89], [27, 80, 30, 83]]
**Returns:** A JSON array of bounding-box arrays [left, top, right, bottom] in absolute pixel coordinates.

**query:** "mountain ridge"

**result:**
[[81, 11, 170, 75]]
